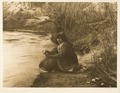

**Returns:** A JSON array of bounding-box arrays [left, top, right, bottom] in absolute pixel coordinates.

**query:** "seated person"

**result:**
[[39, 32, 80, 73]]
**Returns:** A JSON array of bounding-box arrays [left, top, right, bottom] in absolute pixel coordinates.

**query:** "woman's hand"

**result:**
[[45, 53, 52, 58], [42, 49, 50, 54], [45, 50, 50, 54]]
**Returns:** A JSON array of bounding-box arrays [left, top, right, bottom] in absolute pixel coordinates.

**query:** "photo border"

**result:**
[[0, 0, 120, 93]]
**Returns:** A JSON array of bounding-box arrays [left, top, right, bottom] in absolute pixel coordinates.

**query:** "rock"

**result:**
[[86, 82, 91, 84], [80, 69, 84, 73], [82, 67, 86, 71], [99, 58, 102, 62], [100, 83, 104, 86], [95, 77, 100, 80], [91, 79, 96, 82]]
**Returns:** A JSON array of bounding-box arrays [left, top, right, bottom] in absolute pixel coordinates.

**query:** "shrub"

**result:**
[[45, 2, 117, 53], [92, 27, 117, 86]]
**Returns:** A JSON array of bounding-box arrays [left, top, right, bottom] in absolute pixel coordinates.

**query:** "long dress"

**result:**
[[39, 42, 78, 72]]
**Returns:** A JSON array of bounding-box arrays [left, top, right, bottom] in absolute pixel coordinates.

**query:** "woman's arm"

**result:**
[[44, 47, 58, 55], [50, 47, 58, 54], [49, 43, 70, 59]]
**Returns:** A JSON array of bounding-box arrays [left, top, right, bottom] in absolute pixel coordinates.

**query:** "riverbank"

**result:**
[[31, 67, 115, 87], [31, 72, 99, 87], [30, 49, 116, 87]]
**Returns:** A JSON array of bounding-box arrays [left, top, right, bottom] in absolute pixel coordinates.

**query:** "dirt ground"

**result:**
[[30, 50, 114, 87], [31, 72, 98, 87]]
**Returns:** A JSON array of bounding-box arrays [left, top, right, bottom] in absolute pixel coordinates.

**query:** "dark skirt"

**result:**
[[39, 57, 80, 73], [39, 57, 58, 72]]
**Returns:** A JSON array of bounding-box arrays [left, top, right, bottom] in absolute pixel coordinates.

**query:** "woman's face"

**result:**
[[57, 38, 63, 44]]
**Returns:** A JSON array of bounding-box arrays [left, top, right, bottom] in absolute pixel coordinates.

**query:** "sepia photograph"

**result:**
[[1, 1, 119, 92]]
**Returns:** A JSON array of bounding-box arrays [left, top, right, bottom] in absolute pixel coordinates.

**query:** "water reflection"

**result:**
[[3, 31, 55, 87]]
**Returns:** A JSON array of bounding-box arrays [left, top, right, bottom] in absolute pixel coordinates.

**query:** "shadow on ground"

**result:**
[[31, 71, 102, 87]]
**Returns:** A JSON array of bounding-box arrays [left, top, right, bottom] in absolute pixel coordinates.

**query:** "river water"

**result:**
[[3, 31, 56, 87]]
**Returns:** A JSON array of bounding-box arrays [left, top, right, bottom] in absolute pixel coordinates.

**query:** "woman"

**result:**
[[39, 32, 79, 73]]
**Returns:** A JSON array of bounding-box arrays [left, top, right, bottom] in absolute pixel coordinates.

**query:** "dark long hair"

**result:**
[[56, 32, 73, 46], [56, 32, 68, 42]]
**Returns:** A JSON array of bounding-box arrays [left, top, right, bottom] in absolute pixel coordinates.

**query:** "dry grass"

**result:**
[[3, 2, 117, 87]]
